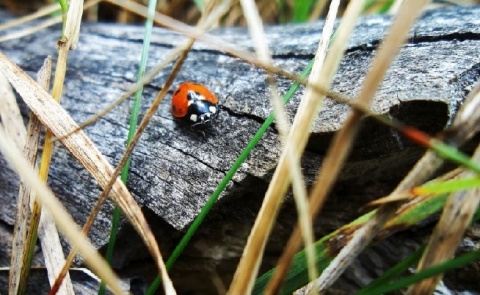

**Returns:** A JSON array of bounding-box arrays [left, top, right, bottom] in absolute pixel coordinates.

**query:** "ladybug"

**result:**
[[171, 82, 219, 125]]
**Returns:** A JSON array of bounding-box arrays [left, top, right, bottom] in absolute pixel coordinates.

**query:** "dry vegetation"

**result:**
[[1, 0, 480, 294]]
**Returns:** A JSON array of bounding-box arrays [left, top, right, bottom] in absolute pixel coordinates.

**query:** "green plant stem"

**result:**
[[98, 0, 157, 294], [361, 249, 480, 295], [355, 247, 425, 295], [293, 0, 313, 22], [145, 59, 315, 295]]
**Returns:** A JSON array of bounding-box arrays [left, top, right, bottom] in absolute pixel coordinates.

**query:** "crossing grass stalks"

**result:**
[[1, 1, 480, 294]]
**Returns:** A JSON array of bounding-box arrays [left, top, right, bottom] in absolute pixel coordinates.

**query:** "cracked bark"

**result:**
[[1, 5, 480, 294]]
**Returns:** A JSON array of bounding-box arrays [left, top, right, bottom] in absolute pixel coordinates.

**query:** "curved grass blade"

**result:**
[[355, 247, 425, 295], [145, 59, 315, 295], [98, 0, 158, 294], [253, 192, 448, 294], [412, 177, 480, 195], [361, 249, 480, 295], [293, 0, 314, 22]]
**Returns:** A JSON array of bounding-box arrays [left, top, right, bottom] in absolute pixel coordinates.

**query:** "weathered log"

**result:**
[[1, 5, 479, 294]]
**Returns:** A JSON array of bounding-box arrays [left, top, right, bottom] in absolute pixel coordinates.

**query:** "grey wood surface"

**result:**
[[1, 5, 479, 294]]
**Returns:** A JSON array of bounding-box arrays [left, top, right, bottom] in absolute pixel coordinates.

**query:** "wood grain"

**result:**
[[0, 5, 479, 294]]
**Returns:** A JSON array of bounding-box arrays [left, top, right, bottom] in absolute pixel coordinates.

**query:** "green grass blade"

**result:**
[[258, 183, 479, 294], [144, 59, 315, 295], [357, 202, 480, 294], [276, 0, 287, 23], [293, 0, 314, 22], [355, 247, 424, 295], [362, 249, 480, 295], [253, 192, 448, 294], [98, 0, 157, 294], [431, 139, 480, 175], [413, 177, 480, 195], [363, 0, 395, 14], [192, 0, 206, 12], [56, 0, 68, 33], [57, 0, 68, 12]]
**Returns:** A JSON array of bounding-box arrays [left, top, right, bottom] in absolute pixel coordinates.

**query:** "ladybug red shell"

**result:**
[[171, 82, 219, 124]]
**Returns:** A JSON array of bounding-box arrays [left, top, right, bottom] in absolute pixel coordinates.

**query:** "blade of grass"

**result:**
[[293, 0, 314, 22], [0, 0, 100, 44], [1, 70, 31, 295], [412, 177, 480, 195], [262, 1, 366, 293], [359, 202, 480, 295], [57, 0, 69, 30], [254, 188, 449, 294], [407, 143, 480, 294], [56, 2, 233, 294], [7, 56, 75, 295], [0, 127, 126, 295], [0, 50, 171, 295], [332, 76, 480, 294], [228, 2, 340, 293], [355, 247, 425, 295], [364, 249, 480, 295], [240, 0, 317, 288], [145, 56, 315, 295], [309, 1, 431, 291], [97, 0, 157, 294], [19, 2, 83, 294]]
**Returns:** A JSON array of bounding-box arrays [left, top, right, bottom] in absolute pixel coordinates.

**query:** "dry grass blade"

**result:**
[[445, 81, 480, 146], [308, 0, 329, 22], [262, 0, 366, 293], [60, 0, 84, 49], [0, 0, 101, 43], [228, 1, 340, 294], [52, 0, 231, 142], [405, 85, 480, 293], [36, 58, 75, 295], [0, 70, 30, 295], [0, 2, 60, 31], [364, 191, 413, 207], [51, 1, 231, 293], [52, 0, 384, 145], [0, 127, 125, 295], [0, 52, 174, 294], [344, 79, 480, 292], [246, 0, 321, 280], [0, 17, 61, 43], [0, 72, 26, 146], [365, 167, 465, 208], [37, 207, 75, 295], [18, 2, 85, 293], [309, 0, 431, 292], [239, 0, 317, 289], [5, 56, 75, 295], [407, 163, 480, 293]]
